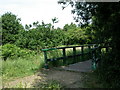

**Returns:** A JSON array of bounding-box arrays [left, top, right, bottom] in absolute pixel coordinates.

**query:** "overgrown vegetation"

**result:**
[[1, 12, 94, 82], [2, 53, 44, 82], [1, 1, 120, 88], [59, 1, 120, 88], [1, 44, 36, 60], [1, 12, 94, 50], [1, 43, 91, 82]]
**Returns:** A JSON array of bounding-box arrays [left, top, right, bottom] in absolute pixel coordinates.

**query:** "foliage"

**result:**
[[14, 22, 92, 50], [2, 54, 44, 81], [1, 12, 93, 51], [63, 23, 93, 45], [97, 52, 120, 88], [1, 12, 24, 44], [1, 44, 35, 60], [63, 23, 77, 31], [1, 11, 95, 85], [58, 1, 120, 88], [15, 25, 65, 50]]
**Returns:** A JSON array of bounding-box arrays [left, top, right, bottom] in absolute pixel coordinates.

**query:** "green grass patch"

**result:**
[[2, 53, 44, 82]]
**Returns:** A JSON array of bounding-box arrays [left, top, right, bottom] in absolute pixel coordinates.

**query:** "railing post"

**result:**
[[63, 48, 66, 65], [99, 46, 101, 57], [98, 46, 101, 67], [88, 45, 91, 59], [73, 47, 76, 63], [92, 48, 97, 70], [81, 46, 84, 61], [43, 51, 48, 69]]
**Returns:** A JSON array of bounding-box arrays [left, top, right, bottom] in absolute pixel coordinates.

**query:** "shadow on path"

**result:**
[[32, 60, 92, 88]]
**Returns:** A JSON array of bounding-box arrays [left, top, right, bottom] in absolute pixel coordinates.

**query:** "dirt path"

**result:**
[[3, 67, 92, 88], [33, 68, 86, 88], [2, 60, 96, 88]]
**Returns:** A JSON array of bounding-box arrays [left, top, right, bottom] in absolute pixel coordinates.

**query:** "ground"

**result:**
[[2, 60, 103, 88], [3, 69, 87, 88]]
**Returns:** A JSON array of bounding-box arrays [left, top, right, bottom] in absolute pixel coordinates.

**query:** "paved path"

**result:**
[[58, 60, 92, 72]]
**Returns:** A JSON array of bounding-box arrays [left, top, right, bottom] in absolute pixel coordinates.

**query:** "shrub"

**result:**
[[1, 44, 35, 60], [97, 51, 120, 88]]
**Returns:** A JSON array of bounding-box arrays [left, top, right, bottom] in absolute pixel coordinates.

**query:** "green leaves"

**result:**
[[2, 12, 24, 44], [1, 44, 35, 60]]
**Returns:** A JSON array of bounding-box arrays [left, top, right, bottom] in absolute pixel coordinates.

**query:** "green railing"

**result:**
[[42, 44, 96, 69], [91, 45, 111, 70], [41, 44, 110, 70]]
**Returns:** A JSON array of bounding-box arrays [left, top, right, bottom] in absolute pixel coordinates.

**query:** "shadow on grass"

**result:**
[[82, 71, 105, 88]]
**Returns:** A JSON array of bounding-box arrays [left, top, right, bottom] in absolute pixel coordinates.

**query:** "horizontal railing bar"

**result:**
[[47, 57, 64, 62], [42, 43, 111, 69], [41, 44, 96, 51], [47, 52, 90, 62], [42, 48, 57, 51]]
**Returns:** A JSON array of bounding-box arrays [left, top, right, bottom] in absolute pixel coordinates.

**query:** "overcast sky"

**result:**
[[0, 0, 77, 28]]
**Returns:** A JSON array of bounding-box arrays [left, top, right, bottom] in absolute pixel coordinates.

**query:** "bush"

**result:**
[[1, 44, 35, 60], [97, 51, 120, 88]]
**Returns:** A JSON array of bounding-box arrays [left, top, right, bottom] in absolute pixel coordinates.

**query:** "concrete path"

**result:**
[[58, 60, 92, 72]]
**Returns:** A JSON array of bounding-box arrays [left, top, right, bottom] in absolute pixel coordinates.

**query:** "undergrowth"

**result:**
[[1, 44, 92, 83], [2, 54, 44, 82]]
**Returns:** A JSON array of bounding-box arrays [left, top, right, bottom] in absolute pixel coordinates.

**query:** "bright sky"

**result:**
[[0, 0, 77, 28]]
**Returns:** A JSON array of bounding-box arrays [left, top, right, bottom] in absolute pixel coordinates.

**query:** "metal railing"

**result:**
[[42, 44, 97, 69], [41, 44, 110, 70]]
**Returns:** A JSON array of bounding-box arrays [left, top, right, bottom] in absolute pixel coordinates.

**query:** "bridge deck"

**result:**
[[58, 60, 92, 72]]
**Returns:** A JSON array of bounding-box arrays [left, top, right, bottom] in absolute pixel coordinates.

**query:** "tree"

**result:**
[[63, 23, 88, 45], [63, 23, 76, 31], [2, 12, 24, 44], [58, 1, 120, 87], [51, 17, 59, 29]]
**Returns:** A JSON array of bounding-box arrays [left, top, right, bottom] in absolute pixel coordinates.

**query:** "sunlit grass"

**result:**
[[2, 53, 44, 82], [2, 45, 92, 82]]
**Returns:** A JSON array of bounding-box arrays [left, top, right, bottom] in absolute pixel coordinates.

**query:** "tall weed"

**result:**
[[2, 54, 44, 81]]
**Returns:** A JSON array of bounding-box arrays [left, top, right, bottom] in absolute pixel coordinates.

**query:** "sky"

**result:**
[[0, 0, 77, 28]]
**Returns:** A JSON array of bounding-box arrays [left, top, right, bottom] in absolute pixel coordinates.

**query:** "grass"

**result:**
[[5, 79, 62, 88], [2, 45, 92, 83], [2, 53, 44, 82], [33, 80, 63, 89]]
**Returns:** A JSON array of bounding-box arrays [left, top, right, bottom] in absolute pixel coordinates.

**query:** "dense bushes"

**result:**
[[97, 51, 120, 88], [1, 12, 94, 51], [12, 23, 93, 50], [1, 44, 35, 60], [14, 28, 65, 50]]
